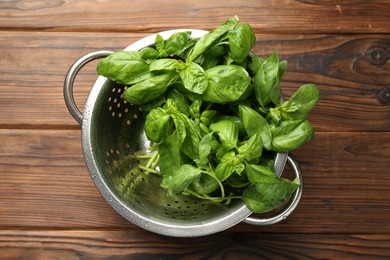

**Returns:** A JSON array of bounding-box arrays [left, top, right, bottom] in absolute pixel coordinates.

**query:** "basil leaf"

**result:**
[[237, 133, 263, 163], [140, 47, 159, 61], [155, 34, 168, 58], [149, 58, 184, 71], [245, 164, 276, 184], [171, 113, 201, 160], [196, 132, 214, 168], [189, 173, 220, 195], [158, 131, 185, 175], [122, 72, 178, 105], [278, 83, 320, 121], [179, 62, 208, 94], [239, 104, 272, 150], [177, 38, 198, 60], [187, 16, 239, 62], [228, 22, 256, 63], [253, 50, 280, 107], [200, 110, 218, 126], [165, 88, 190, 116], [214, 115, 245, 137], [97, 51, 151, 85], [279, 60, 288, 79], [144, 107, 173, 143], [215, 151, 245, 181], [203, 65, 251, 104], [209, 120, 238, 151], [271, 120, 314, 152], [164, 31, 192, 56], [188, 95, 202, 119], [242, 178, 299, 213], [247, 52, 264, 76], [161, 164, 202, 195]]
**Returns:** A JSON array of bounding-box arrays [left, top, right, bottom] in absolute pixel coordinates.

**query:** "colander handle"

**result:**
[[64, 50, 114, 124], [243, 154, 303, 226]]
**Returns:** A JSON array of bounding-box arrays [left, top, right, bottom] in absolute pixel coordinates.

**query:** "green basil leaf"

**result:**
[[271, 120, 314, 152], [179, 62, 208, 94], [196, 132, 214, 168], [237, 133, 263, 162], [189, 173, 220, 195], [187, 16, 239, 62], [144, 107, 173, 142], [228, 22, 256, 63], [242, 178, 299, 213], [239, 104, 272, 150], [122, 72, 178, 105], [214, 115, 246, 137], [253, 50, 280, 107], [177, 38, 198, 60], [172, 113, 201, 160], [279, 60, 288, 79], [188, 94, 202, 119], [245, 164, 276, 184], [247, 52, 264, 76], [172, 115, 186, 144], [209, 120, 238, 151], [278, 83, 320, 120], [164, 31, 192, 56], [158, 131, 185, 175], [200, 110, 218, 126], [155, 34, 168, 58], [215, 151, 244, 181], [140, 47, 159, 61], [161, 164, 202, 195], [165, 88, 190, 116], [149, 58, 185, 71], [97, 51, 151, 85], [203, 65, 251, 104]]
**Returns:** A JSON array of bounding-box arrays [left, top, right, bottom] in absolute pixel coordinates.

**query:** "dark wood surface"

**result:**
[[1, 1, 389, 258]]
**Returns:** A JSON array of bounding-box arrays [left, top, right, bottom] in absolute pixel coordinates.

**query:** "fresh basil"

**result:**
[[97, 51, 151, 85], [144, 107, 173, 142], [97, 16, 320, 213], [209, 119, 238, 151], [121, 72, 178, 105], [203, 65, 251, 104], [187, 16, 239, 62], [271, 120, 314, 152], [228, 22, 256, 63], [239, 104, 272, 150]]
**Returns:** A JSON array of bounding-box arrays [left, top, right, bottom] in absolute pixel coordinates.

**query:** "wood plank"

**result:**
[[0, 230, 389, 259], [0, 32, 389, 131], [0, 129, 389, 233], [1, 0, 390, 33]]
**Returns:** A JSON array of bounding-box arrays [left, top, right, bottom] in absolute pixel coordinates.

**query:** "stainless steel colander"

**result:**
[[63, 29, 303, 237]]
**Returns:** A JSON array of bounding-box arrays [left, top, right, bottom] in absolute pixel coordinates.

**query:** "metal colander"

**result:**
[[64, 30, 303, 237]]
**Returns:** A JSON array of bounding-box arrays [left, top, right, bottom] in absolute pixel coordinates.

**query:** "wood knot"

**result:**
[[366, 45, 389, 66], [376, 86, 390, 105]]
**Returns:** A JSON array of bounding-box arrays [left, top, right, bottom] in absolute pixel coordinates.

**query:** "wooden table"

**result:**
[[1, 1, 389, 258]]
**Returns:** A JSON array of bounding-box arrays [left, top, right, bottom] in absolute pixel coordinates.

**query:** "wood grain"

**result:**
[[0, 129, 389, 233], [0, 32, 389, 131], [0, 0, 390, 33], [0, 230, 389, 259], [1, 1, 390, 257]]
